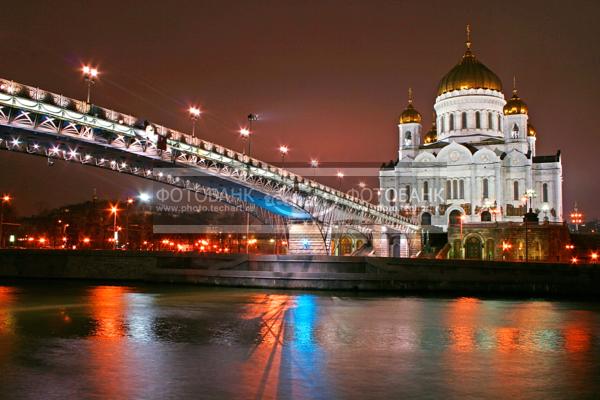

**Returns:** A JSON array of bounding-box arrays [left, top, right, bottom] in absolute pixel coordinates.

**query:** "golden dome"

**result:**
[[437, 26, 503, 96], [527, 123, 536, 137], [424, 113, 437, 144], [399, 88, 422, 124], [503, 79, 528, 115]]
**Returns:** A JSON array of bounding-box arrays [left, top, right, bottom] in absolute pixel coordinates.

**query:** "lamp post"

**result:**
[[460, 214, 466, 258], [337, 171, 344, 191], [310, 159, 319, 178], [239, 128, 250, 155], [542, 203, 550, 222], [247, 114, 258, 156], [81, 65, 99, 105], [125, 198, 134, 249], [0, 194, 11, 248], [279, 146, 288, 168], [110, 205, 119, 250], [188, 106, 201, 138], [570, 205, 583, 232]]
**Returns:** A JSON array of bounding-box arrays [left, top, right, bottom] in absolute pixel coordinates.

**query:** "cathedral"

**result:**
[[379, 27, 563, 231]]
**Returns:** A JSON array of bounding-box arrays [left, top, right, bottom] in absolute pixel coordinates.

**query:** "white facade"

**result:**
[[379, 50, 563, 230]]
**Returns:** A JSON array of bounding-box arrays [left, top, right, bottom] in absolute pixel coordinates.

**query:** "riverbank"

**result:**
[[1, 249, 599, 297]]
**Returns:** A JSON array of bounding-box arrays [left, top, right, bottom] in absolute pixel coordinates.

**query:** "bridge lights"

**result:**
[[188, 106, 201, 137], [336, 171, 344, 190], [310, 159, 319, 177], [81, 65, 99, 104], [239, 128, 250, 155], [246, 114, 259, 156], [279, 145, 289, 167]]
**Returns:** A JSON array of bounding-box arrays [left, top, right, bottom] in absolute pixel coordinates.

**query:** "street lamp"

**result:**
[[542, 203, 550, 222], [310, 159, 319, 177], [522, 189, 537, 262], [337, 171, 344, 191], [0, 194, 11, 248], [81, 65, 99, 104], [570, 205, 583, 232], [188, 106, 201, 137], [239, 128, 250, 155], [279, 145, 288, 167], [125, 198, 134, 249], [109, 204, 119, 250], [247, 114, 259, 156]]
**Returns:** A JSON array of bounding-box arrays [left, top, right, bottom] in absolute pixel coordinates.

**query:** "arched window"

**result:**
[[462, 112, 467, 129], [421, 212, 432, 226], [482, 178, 489, 199], [452, 180, 458, 200], [459, 180, 465, 199], [542, 183, 548, 203], [476, 111, 481, 128], [488, 112, 493, 129], [387, 188, 396, 207], [449, 210, 462, 226], [449, 114, 454, 131], [423, 181, 429, 201], [498, 115, 502, 133], [513, 181, 519, 201], [404, 131, 412, 146], [446, 180, 452, 200], [481, 210, 492, 222], [512, 124, 519, 139], [405, 185, 411, 203]]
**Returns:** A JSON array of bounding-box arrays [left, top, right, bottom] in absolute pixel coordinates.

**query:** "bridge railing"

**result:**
[[0, 78, 418, 230]]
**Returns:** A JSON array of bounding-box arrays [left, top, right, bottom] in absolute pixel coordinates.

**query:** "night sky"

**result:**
[[1, 0, 599, 218]]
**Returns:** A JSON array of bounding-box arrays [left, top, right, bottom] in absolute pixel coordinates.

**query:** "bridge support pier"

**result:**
[[287, 222, 328, 255]]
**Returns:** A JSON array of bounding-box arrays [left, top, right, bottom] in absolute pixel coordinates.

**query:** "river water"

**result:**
[[0, 283, 599, 399]]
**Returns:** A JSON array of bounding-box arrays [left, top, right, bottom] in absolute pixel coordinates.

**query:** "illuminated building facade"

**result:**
[[379, 27, 563, 232]]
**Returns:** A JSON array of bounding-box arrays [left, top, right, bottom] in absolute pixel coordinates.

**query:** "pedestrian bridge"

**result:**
[[0, 78, 420, 256]]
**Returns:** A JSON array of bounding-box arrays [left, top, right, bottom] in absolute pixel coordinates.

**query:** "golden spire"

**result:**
[[466, 24, 472, 50], [512, 75, 518, 95], [408, 87, 413, 104]]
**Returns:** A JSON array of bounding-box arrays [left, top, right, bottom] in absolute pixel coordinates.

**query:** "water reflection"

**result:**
[[0, 286, 15, 335], [0, 284, 599, 399], [238, 294, 331, 399], [446, 297, 481, 351], [240, 294, 291, 399], [88, 286, 129, 338]]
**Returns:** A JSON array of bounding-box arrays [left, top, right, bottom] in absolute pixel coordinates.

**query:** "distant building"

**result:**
[[379, 27, 563, 233]]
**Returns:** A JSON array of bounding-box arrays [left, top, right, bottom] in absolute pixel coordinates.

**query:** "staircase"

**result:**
[[287, 222, 328, 255]]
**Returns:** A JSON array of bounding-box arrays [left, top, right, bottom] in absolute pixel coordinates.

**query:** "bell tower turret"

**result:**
[[398, 88, 422, 160]]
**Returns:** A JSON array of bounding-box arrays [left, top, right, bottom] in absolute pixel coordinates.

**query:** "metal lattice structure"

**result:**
[[0, 78, 420, 251]]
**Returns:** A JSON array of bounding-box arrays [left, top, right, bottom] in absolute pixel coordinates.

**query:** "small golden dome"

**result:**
[[527, 123, 536, 137], [399, 88, 422, 124], [503, 78, 528, 115], [424, 113, 437, 144], [437, 26, 503, 96]]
